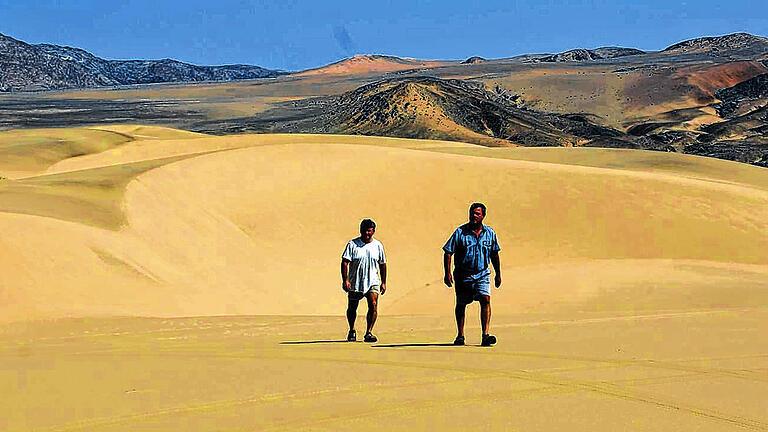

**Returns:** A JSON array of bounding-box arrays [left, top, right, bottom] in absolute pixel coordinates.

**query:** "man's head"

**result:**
[[360, 219, 376, 243], [468, 202, 486, 225]]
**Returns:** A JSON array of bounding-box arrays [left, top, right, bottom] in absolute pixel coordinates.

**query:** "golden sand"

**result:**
[[1, 128, 766, 431]]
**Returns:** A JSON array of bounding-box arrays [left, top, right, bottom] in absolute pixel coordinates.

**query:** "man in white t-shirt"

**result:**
[[341, 219, 387, 343]]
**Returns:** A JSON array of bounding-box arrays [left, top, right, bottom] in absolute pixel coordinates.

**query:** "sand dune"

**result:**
[[1, 128, 767, 431], [1, 130, 766, 320], [0, 127, 132, 178]]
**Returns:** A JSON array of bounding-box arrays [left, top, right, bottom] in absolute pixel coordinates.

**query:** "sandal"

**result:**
[[363, 333, 378, 343], [453, 335, 465, 346], [347, 330, 356, 342]]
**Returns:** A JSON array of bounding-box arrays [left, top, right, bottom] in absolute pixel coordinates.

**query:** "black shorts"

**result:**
[[348, 285, 380, 301]]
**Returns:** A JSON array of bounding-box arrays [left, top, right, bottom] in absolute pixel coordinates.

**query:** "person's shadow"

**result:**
[[372, 343, 456, 348], [279, 340, 351, 345], [279, 341, 456, 347]]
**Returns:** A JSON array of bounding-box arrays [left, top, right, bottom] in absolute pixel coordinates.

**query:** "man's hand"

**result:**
[[341, 260, 351, 292], [380, 283, 387, 295], [443, 252, 453, 288], [490, 251, 502, 289]]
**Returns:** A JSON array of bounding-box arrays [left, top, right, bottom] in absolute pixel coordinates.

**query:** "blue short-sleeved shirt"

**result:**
[[443, 224, 501, 282]]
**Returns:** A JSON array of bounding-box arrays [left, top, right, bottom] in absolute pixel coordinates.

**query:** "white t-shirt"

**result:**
[[342, 237, 386, 293]]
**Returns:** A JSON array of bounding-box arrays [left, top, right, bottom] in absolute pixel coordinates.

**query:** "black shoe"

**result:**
[[363, 333, 378, 343], [453, 335, 465, 346], [481, 334, 497, 346], [347, 330, 356, 342]]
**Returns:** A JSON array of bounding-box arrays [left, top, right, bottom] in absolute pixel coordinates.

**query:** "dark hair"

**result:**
[[360, 219, 376, 233], [469, 202, 486, 216]]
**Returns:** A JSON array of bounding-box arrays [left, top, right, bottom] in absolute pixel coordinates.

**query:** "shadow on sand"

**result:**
[[280, 340, 351, 345], [372, 343, 457, 348], [279, 341, 460, 347]]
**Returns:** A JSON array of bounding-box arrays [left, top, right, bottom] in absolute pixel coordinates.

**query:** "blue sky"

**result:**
[[1, 0, 766, 71]]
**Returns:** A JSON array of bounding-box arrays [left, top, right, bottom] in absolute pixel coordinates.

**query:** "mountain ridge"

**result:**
[[0, 33, 286, 92], [662, 32, 768, 58], [529, 47, 646, 63]]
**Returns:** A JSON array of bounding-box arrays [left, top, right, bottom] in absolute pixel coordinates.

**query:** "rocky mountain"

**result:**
[[530, 47, 645, 63], [662, 32, 768, 58], [0, 34, 113, 91], [0, 33, 285, 92], [461, 56, 486, 64]]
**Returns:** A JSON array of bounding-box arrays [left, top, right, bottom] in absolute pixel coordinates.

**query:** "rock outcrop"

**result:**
[[714, 73, 768, 117], [461, 56, 486, 64]]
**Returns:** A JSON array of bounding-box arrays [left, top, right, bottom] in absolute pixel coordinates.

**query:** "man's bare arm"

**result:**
[[379, 263, 387, 294], [341, 259, 351, 292], [443, 252, 453, 287], [490, 251, 502, 288]]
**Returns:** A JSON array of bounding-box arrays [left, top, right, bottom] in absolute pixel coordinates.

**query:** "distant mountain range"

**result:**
[[3, 31, 768, 167], [0, 33, 286, 92], [4, 32, 768, 92]]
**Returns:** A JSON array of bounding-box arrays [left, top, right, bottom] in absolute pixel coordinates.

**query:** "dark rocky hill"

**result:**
[[714, 73, 768, 117], [461, 56, 486, 64], [662, 33, 768, 59], [0, 33, 285, 92], [1, 34, 114, 91], [701, 105, 768, 140], [530, 47, 645, 63], [192, 76, 628, 147]]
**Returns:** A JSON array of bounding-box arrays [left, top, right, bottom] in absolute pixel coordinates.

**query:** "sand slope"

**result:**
[[1, 128, 767, 431], [1, 130, 767, 321]]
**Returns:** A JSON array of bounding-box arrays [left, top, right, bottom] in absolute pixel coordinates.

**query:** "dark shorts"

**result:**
[[455, 278, 491, 305]]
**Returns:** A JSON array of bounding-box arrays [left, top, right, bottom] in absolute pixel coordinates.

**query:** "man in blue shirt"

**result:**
[[443, 203, 502, 346]]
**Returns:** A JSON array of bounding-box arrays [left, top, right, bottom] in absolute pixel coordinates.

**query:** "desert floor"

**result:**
[[1, 126, 767, 431]]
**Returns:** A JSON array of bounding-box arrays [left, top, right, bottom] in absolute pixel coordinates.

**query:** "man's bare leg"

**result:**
[[346, 298, 359, 331], [455, 303, 466, 337], [478, 295, 491, 335], [365, 291, 378, 335], [479, 295, 496, 346]]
